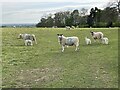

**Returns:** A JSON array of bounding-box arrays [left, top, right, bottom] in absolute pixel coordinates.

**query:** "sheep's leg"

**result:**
[[62, 45, 65, 52], [32, 35, 37, 44], [75, 43, 79, 51], [106, 39, 109, 44], [75, 46, 78, 51], [31, 42, 33, 46], [89, 40, 91, 44], [34, 39, 37, 44], [86, 41, 89, 45], [25, 41, 27, 46]]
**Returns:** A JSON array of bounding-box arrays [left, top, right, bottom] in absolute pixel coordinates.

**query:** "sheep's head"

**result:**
[[17, 34, 22, 39], [90, 31, 94, 36], [57, 34, 63, 44]]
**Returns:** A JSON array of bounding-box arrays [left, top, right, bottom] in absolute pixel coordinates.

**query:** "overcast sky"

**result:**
[[0, 0, 111, 24]]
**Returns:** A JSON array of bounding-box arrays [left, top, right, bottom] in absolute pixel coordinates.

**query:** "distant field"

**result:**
[[2, 28, 118, 88]]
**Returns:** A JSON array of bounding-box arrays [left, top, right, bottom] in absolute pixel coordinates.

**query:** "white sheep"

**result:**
[[90, 31, 104, 42], [85, 37, 91, 45], [71, 26, 75, 29], [25, 40, 33, 46], [66, 26, 71, 30], [57, 34, 79, 52], [18, 33, 37, 45], [101, 37, 109, 44]]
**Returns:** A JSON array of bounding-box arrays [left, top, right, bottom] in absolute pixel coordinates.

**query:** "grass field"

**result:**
[[2, 28, 118, 88]]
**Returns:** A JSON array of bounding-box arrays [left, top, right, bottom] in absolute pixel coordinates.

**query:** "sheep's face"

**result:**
[[57, 34, 63, 44], [27, 41, 32, 46], [18, 34, 22, 39], [90, 31, 94, 36]]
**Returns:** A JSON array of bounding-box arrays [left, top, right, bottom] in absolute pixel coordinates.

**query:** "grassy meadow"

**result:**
[[2, 28, 118, 88]]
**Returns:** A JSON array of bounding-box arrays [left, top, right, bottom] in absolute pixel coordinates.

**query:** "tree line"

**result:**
[[36, 2, 120, 28]]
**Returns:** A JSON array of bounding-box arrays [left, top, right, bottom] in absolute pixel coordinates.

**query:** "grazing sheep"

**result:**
[[85, 37, 91, 45], [52, 26, 57, 28], [90, 31, 104, 42], [66, 26, 71, 30], [18, 33, 37, 45], [57, 34, 79, 52], [71, 26, 75, 29], [25, 40, 33, 46], [101, 37, 109, 44]]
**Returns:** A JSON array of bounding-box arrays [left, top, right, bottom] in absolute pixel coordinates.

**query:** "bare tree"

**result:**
[[80, 8, 88, 16], [107, 0, 120, 13]]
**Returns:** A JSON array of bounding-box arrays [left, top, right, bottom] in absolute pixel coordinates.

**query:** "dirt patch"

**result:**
[[15, 67, 62, 87]]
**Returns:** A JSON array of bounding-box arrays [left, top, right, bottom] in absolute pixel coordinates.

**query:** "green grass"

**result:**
[[2, 28, 118, 88]]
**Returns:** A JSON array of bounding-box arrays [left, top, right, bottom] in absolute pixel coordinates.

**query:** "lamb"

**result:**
[[18, 33, 37, 45], [101, 37, 109, 44], [25, 40, 33, 46], [85, 37, 91, 45], [66, 26, 71, 30]]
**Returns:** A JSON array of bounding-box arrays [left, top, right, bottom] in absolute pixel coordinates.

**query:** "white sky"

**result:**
[[0, 0, 111, 24]]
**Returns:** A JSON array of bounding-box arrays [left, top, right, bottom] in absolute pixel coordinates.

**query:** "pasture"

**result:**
[[2, 28, 118, 88]]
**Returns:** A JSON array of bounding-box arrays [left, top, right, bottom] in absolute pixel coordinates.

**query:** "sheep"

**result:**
[[101, 37, 109, 44], [18, 33, 37, 45], [25, 40, 33, 46], [52, 26, 57, 28], [90, 31, 104, 42], [71, 26, 75, 29], [85, 37, 91, 45], [66, 26, 71, 30], [57, 34, 79, 52]]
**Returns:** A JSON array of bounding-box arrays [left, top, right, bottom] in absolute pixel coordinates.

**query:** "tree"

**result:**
[[54, 12, 68, 27], [45, 16, 54, 27], [101, 7, 118, 22], [87, 8, 95, 27], [71, 9, 80, 26], [36, 6, 119, 28], [80, 8, 88, 16], [87, 15, 94, 27], [107, 0, 120, 13], [94, 7, 102, 27], [36, 18, 47, 27], [65, 16, 73, 26]]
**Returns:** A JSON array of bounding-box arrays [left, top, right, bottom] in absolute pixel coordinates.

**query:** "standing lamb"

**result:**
[[85, 37, 91, 45]]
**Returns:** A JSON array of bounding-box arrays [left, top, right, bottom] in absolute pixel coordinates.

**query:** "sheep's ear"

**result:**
[[57, 34, 59, 36], [90, 31, 93, 34], [60, 34, 63, 36]]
